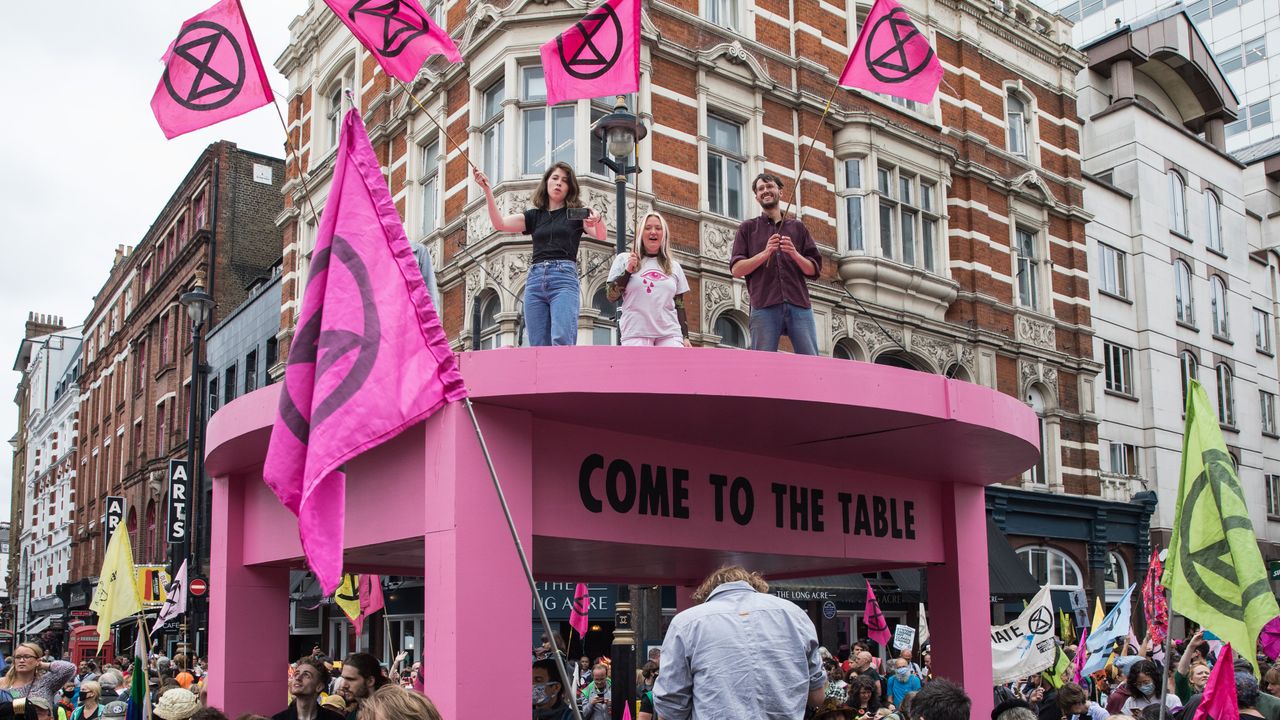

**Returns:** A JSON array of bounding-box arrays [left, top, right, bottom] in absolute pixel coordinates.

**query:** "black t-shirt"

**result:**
[[524, 207, 585, 264]]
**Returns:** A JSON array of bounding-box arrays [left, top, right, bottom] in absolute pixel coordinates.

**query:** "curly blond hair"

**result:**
[[691, 565, 769, 603], [360, 685, 442, 720]]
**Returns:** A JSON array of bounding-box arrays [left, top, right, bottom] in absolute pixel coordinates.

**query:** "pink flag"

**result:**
[[150, 0, 274, 139], [838, 0, 943, 104], [264, 108, 467, 595], [323, 0, 462, 82], [864, 581, 892, 647], [570, 583, 591, 638], [1071, 628, 1089, 683], [1142, 550, 1169, 648], [359, 574, 386, 619], [539, 0, 640, 106], [1194, 642, 1239, 720], [623, 703, 632, 720], [1260, 616, 1280, 660]]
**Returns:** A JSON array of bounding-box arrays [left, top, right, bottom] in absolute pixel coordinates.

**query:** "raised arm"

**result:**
[[474, 168, 525, 233]]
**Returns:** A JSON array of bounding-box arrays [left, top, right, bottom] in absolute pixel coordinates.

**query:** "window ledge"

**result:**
[[1208, 246, 1228, 260], [1259, 347, 1275, 357], [1176, 319, 1199, 332], [1263, 431, 1280, 440], [1220, 423, 1240, 434], [1099, 289, 1133, 304], [1171, 229, 1193, 242], [836, 254, 958, 322], [1213, 333, 1234, 345], [1104, 389, 1140, 402]]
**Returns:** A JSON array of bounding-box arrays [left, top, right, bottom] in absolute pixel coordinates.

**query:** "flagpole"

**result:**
[[780, 84, 841, 222], [271, 97, 323, 227], [463, 397, 584, 720], [1156, 587, 1175, 720], [395, 79, 479, 174]]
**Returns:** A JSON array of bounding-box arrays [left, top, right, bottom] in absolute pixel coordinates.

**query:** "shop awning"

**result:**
[[987, 517, 1040, 600], [23, 615, 54, 635]]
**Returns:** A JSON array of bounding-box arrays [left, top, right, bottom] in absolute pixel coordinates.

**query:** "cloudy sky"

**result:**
[[0, 0, 308, 516]]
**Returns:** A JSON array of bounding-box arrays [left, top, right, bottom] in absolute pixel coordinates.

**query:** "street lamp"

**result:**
[[178, 269, 214, 656], [592, 96, 647, 350]]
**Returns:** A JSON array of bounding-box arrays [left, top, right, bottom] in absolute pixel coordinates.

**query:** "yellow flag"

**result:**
[[1091, 598, 1104, 631], [334, 573, 361, 624], [89, 523, 143, 651], [1163, 379, 1279, 671]]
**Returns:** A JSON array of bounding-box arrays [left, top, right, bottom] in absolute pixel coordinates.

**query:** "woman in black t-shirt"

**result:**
[[475, 162, 606, 346]]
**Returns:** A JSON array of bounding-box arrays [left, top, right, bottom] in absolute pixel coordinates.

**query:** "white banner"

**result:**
[[894, 624, 916, 650], [991, 585, 1057, 684]]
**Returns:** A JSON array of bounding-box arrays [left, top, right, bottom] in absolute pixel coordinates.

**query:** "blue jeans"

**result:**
[[524, 261, 580, 346], [749, 302, 819, 355]]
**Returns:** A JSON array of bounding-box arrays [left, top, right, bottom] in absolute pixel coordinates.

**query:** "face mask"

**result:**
[[533, 683, 550, 705], [896, 668, 910, 679], [1138, 683, 1156, 696]]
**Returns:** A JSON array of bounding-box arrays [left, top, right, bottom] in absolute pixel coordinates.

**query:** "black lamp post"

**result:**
[[178, 270, 214, 655], [592, 96, 647, 347]]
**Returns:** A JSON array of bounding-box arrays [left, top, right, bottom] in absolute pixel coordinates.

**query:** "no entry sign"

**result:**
[[190, 578, 208, 596]]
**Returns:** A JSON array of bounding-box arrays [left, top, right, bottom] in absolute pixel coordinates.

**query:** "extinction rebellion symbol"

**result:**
[[557, 3, 624, 81], [163, 20, 246, 111], [348, 0, 431, 58], [864, 7, 935, 85]]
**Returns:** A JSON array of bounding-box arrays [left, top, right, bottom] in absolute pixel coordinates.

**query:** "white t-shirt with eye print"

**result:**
[[607, 254, 689, 341]]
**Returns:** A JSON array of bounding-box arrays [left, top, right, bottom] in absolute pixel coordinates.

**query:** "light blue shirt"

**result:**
[[652, 581, 825, 720]]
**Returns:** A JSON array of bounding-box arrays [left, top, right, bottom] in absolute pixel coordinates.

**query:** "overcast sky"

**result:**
[[0, 0, 308, 517]]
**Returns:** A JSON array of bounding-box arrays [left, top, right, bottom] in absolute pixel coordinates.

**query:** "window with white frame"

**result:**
[[1175, 260, 1195, 324], [422, 0, 444, 24], [1104, 342, 1133, 396], [1015, 227, 1041, 311], [1108, 441, 1138, 475], [1006, 91, 1031, 159], [874, 164, 941, 271], [1098, 243, 1127, 298], [705, 0, 739, 31], [1016, 546, 1083, 589], [706, 114, 745, 220], [476, 293, 501, 349], [419, 139, 441, 237], [713, 314, 747, 348], [324, 71, 353, 152], [1267, 474, 1280, 517], [1262, 390, 1277, 435], [840, 159, 865, 253], [1180, 350, 1199, 408], [1206, 191, 1223, 254], [1169, 170, 1188, 236], [1025, 386, 1047, 485], [520, 66, 574, 176], [591, 287, 617, 346], [1217, 363, 1236, 426], [1211, 275, 1230, 338], [1104, 551, 1130, 602], [480, 79, 505, 184], [1256, 308, 1273, 353]]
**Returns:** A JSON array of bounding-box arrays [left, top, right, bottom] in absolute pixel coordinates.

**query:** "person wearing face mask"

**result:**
[[1117, 661, 1176, 716], [887, 659, 922, 708], [1054, 683, 1107, 720], [606, 211, 691, 347], [578, 666, 611, 720], [475, 163, 606, 347], [532, 659, 574, 720]]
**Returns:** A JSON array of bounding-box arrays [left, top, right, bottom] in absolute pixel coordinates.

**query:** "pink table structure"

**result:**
[[204, 347, 1040, 719]]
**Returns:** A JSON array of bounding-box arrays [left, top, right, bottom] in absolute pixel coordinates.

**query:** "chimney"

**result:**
[[25, 312, 65, 339]]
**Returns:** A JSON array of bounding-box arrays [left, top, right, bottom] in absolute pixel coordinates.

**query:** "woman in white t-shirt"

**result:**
[[607, 211, 690, 347]]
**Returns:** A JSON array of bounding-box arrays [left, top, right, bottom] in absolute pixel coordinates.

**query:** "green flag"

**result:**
[[1163, 379, 1278, 670]]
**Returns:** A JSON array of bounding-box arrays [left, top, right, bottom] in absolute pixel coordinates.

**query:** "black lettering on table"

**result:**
[[606, 458, 637, 512], [579, 453, 605, 513], [710, 474, 729, 522], [730, 476, 754, 526], [639, 464, 670, 516]]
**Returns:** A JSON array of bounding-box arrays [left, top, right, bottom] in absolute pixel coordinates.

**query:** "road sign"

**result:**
[[104, 496, 125, 540], [190, 578, 208, 597], [167, 460, 191, 543]]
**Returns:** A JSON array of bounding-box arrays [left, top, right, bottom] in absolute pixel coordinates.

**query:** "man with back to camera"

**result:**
[[730, 173, 823, 355]]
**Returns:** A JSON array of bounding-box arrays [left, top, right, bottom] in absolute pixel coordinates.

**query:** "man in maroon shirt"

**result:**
[[730, 173, 823, 354]]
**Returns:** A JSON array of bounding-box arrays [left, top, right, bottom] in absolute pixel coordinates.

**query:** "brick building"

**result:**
[[66, 143, 283, 651], [273, 0, 1116, 632]]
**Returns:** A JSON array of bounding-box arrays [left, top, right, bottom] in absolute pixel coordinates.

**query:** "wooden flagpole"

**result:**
[[271, 97, 323, 227], [396, 79, 479, 173]]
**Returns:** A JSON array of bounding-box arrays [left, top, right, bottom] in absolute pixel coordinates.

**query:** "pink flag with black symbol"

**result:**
[[838, 0, 943, 104], [324, 0, 462, 82], [359, 574, 386, 620], [150, 0, 274, 139], [570, 583, 591, 638], [539, 0, 640, 106], [263, 108, 467, 595], [864, 581, 892, 647], [1194, 643, 1239, 720]]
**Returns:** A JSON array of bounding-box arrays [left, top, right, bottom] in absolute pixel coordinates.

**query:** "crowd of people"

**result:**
[[473, 162, 822, 353]]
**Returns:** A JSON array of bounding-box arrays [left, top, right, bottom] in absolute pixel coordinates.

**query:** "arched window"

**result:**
[[1211, 276, 1230, 338], [1168, 170, 1188, 235], [713, 314, 747, 349], [1016, 546, 1083, 590], [475, 293, 501, 349], [1025, 387, 1047, 485], [145, 501, 157, 564], [874, 353, 921, 370], [833, 341, 858, 361], [1104, 551, 1130, 602], [1206, 191, 1223, 253], [945, 364, 972, 382], [1006, 92, 1031, 158], [127, 507, 138, 556], [1217, 363, 1236, 426], [591, 287, 616, 346], [1180, 350, 1199, 408], [1175, 261, 1195, 324]]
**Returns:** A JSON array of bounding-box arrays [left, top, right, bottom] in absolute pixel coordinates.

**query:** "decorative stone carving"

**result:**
[[854, 320, 903, 353], [506, 253, 530, 284], [1020, 360, 1059, 399], [831, 312, 847, 337], [702, 224, 734, 262], [1011, 170, 1055, 204], [1016, 314, 1056, 350], [911, 334, 955, 372], [959, 347, 975, 369]]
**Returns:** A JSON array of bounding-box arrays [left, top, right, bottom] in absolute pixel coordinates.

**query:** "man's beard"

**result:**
[[760, 197, 779, 209]]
